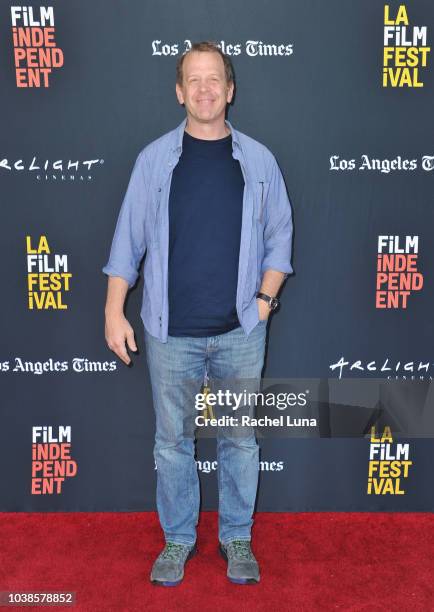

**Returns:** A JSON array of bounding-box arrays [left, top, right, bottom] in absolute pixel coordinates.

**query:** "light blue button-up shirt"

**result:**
[[102, 117, 293, 343]]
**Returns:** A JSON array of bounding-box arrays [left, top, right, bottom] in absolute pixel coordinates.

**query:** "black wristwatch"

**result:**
[[256, 292, 279, 311]]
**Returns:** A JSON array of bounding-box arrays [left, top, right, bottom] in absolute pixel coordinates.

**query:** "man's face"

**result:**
[[175, 51, 234, 126]]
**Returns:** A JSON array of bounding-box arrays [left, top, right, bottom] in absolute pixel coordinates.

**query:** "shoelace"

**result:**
[[227, 540, 252, 560], [160, 542, 189, 562]]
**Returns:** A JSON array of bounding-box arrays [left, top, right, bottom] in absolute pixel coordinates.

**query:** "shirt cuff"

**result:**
[[102, 264, 138, 288]]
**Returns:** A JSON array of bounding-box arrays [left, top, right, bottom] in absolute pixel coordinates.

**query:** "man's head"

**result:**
[[175, 42, 235, 128]]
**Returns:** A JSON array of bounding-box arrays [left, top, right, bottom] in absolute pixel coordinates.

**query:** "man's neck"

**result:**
[[184, 118, 230, 140]]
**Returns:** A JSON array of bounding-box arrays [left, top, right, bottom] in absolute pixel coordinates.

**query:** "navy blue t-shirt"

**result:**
[[167, 130, 244, 337]]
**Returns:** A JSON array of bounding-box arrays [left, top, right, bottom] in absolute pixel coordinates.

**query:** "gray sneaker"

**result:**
[[150, 542, 197, 586], [219, 540, 260, 584]]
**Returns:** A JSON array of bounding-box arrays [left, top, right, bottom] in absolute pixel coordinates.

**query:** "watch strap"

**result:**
[[256, 292, 279, 310]]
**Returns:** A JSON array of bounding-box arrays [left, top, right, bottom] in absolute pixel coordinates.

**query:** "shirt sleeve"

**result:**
[[261, 155, 294, 279], [102, 150, 149, 288]]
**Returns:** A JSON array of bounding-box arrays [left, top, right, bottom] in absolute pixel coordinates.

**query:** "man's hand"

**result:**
[[105, 311, 137, 365]]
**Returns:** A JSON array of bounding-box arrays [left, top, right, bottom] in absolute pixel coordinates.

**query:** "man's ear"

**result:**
[[227, 82, 234, 103], [175, 83, 184, 105]]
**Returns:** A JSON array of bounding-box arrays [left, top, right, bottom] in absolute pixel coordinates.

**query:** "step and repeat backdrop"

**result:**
[[1, 0, 433, 512]]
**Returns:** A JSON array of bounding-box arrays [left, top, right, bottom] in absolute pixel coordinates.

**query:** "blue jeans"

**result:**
[[144, 319, 267, 546]]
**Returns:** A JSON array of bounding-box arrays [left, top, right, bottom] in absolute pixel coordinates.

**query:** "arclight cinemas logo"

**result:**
[[329, 357, 433, 380], [32, 425, 78, 495], [11, 6, 64, 87], [0, 156, 104, 181], [376, 235, 423, 309]]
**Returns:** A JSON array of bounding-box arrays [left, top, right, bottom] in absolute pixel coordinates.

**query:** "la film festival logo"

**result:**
[[376, 235, 423, 309], [367, 426, 412, 495], [11, 5, 64, 87], [26, 235, 72, 309], [32, 426, 78, 495], [383, 4, 430, 87]]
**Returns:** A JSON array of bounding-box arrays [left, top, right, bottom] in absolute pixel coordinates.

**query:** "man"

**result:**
[[102, 41, 293, 586]]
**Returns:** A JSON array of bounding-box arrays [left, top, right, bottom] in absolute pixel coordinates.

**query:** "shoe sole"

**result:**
[[151, 544, 197, 587], [218, 544, 259, 585]]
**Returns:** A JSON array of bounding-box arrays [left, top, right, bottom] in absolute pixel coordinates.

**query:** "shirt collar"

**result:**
[[171, 116, 241, 153]]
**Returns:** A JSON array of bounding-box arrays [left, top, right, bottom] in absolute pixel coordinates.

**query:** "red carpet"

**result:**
[[1, 511, 433, 611]]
